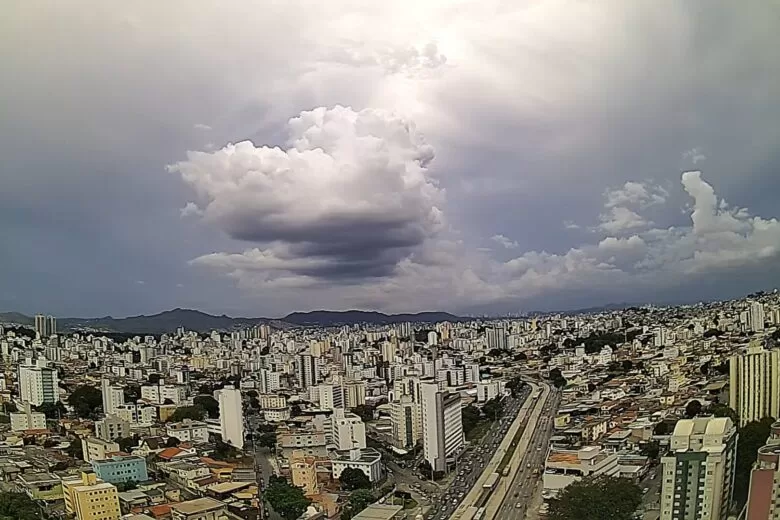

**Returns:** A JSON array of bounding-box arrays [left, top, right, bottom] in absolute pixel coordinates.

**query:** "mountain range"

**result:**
[[0, 308, 464, 334]]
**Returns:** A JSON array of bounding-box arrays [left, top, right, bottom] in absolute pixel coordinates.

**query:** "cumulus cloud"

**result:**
[[322, 41, 447, 76], [604, 181, 668, 209], [193, 123, 212, 131], [597, 206, 651, 234], [170, 105, 443, 281], [563, 221, 581, 230], [491, 234, 519, 249], [179, 202, 203, 218]]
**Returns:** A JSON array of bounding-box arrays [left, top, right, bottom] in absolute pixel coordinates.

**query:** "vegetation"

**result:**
[[734, 417, 776, 507], [506, 376, 525, 397], [212, 439, 239, 461], [116, 436, 139, 453], [66, 438, 83, 460], [193, 395, 220, 418], [0, 491, 46, 520], [34, 401, 67, 420], [265, 475, 311, 520], [640, 440, 660, 460], [341, 489, 376, 520], [115, 480, 138, 492], [482, 397, 504, 421], [167, 405, 206, 422], [706, 403, 738, 423], [68, 385, 103, 419], [353, 404, 375, 423], [165, 436, 181, 447], [548, 476, 642, 520], [653, 421, 671, 436], [339, 467, 372, 490], [257, 431, 277, 450], [549, 368, 567, 388], [685, 400, 703, 418], [563, 331, 641, 354]]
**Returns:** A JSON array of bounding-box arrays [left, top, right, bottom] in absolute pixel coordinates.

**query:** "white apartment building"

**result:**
[[345, 380, 367, 408], [319, 384, 345, 410], [259, 368, 281, 394], [166, 419, 210, 443], [332, 409, 366, 451], [216, 386, 244, 449], [141, 384, 186, 404], [82, 437, 120, 462], [391, 395, 421, 450], [95, 415, 131, 441], [19, 363, 59, 406], [729, 342, 780, 426], [332, 448, 383, 483], [102, 378, 125, 416], [10, 402, 46, 432], [259, 394, 287, 409], [420, 381, 463, 473], [115, 403, 157, 425], [660, 417, 737, 520]]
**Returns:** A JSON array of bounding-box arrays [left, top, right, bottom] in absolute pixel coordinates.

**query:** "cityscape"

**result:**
[[2, 292, 780, 520], [3, 2, 780, 520]]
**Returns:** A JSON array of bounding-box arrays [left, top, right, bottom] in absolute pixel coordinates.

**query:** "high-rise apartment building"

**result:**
[[745, 420, 780, 520], [62, 472, 120, 520], [19, 362, 59, 406], [258, 368, 281, 394], [344, 380, 366, 408], [297, 354, 322, 389], [660, 417, 737, 520], [319, 384, 345, 410], [486, 327, 507, 350], [332, 408, 366, 450], [216, 385, 244, 449], [420, 381, 463, 473], [750, 302, 766, 332], [34, 314, 57, 338], [391, 395, 421, 449], [729, 342, 780, 426], [101, 378, 125, 416]]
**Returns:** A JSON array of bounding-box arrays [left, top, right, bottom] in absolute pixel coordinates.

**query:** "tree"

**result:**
[[340, 467, 372, 491], [193, 395, 219, 419], [167, 406, 206, 423], [66, 438, 83, 460], [165, 436, 181, 448], [506, 377, 524, 397], [290, 404, 302, 417], [461, 405, 481, 436], [115, 480, 138, 492], [653, 422, 671, 436], [685, 400, 702, 418], [148, 373, 162, 384], [258, 432, 277, 450], [482, 397, 504, 421], [123, 384, 141, 402], [640, 441, 660, 460], [35, 401, 67, 420], [265, 475, 311, 520], [213, 440, 238, 461], [549, 368, 567, 389], [68, 385, 103, 419], [621, 360, 633, 371], [341, 489, 376, 520], [734, 417, 776, 507], [353, 404, 375, 423], [116, 436, 138, 453], [706, 403, 739, 424], [513, 352, 528, 361], [2, 401, 17, 414], [0, 491, 46, 520], [246, 389, 259, 398], [548, 476, 642, 520]]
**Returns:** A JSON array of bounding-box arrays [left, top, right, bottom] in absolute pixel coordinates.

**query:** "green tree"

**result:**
[[167, 405, 206, 422], [548, 476, 642, 520], [66, 438, 83, 460], [116, 436, 138, 453], [734, 417, 776, 507], [653, 421, 671, 436], [265, 475, 311, 520], [461, 405, 481, 436], [640, 441, 660, 460], [165, 436, 181, 448], [68, 385, 103, 418], [482, 397, 504, 421], [621, 360, 633, 371], [706, 403, 739, 424], [341, 489, 376, 520], [34, 401, 67, 420], [685, 400, 702, 418], [212, 440, 238, 461], [0, 491, 46, 520], [353, 404, 375, 423], [339, 467, 372, 490], [549, 368, 567, 388], [193, 395, 220, 419], [506, 376, 524, 397], [258, 432, 277, 450]]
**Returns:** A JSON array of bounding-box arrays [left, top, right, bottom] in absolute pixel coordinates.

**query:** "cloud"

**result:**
[[597, 206, 651, 234], [323, 41, 447, 77], [491, 234, 519, 249], [179, 202, 203, 218], [563, 221, 581, 230], [683, 147, 706, 164], [604, 181, 668, 209], [193, 123, 212, 131], [170, 105, 443, 281], [135, 280, 146, 285]]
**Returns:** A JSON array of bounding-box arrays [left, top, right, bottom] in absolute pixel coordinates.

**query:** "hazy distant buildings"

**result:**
[[660, 417, 737, 520], [729, 342, 780, 426]]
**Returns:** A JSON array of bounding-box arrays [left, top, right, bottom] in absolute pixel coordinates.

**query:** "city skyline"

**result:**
[[2, 2, 780, 318]]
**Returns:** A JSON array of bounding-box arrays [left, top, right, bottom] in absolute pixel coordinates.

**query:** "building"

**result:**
[[258, 368, 281, 394], [82, 437, 121, 462], [95, 415, 131, 442], [216, 385, 244, 449], [19, 362, 59, 406], [166, 419, 210, 444], [141, 384, 186, 404], [660, 417, 737, 520], [102, 378, 125, 416], [92, 455, 148, 484], [391, 395, 421, 450], [115, 403, 157, 425], [18, 472, 63, 501], [750, 302, 766, 332], [319, 384, 345, 410], [34, 314, 57, 338], [486, 327, 507, 350], [10, 401, 47, 432], [290, 452, 320, 495], [297, 354, 322, 388], [352, 504, 404, 520], [62, 472, 121, 520], [542, 446, 621, 498], [420, 381, 463, 472], [729, 342, 780, 426], [332, 447, 383, 483], [170, 497, 227, 520], [345, 380, 367, 407], [332, 408, 366, 450], [745, 420, 780, 520]]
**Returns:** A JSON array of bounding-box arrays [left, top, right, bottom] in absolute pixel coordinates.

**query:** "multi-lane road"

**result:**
[[495, 385, 560, 518]]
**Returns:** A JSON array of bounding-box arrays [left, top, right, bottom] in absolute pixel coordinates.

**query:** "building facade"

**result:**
[[420, 381, 463, 473], [91, 455, 148, 484], [216, 385, 244, 449], [729, 342, 780, 426]]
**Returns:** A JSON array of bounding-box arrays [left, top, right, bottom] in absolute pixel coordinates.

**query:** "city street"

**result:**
[[427, 387, 531, 520]]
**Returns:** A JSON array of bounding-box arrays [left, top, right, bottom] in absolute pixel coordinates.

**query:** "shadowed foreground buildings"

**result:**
[[745, 421, 780, 520]]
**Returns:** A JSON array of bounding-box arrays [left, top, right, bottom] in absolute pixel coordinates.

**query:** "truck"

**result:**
[[483, 472, 500, 490]]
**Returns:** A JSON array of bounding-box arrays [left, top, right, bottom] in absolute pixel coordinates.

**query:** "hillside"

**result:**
[[281, 310, 464, 326]]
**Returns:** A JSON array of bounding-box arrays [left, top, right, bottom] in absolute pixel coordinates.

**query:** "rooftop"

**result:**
[[352, 503, 404, 520], [171, 497, 226, 514]]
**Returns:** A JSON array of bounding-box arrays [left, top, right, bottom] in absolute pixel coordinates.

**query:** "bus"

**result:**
[[501, 466, 511, 476], [474, 507, 486, 520], [482, 472, 500, 490]]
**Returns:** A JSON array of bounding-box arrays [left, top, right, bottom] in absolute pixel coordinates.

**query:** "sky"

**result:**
[[2, 1, 780, 318]]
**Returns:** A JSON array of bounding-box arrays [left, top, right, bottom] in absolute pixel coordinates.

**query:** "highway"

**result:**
[[494, 384, 560, 518], [429, 387, 531, 520]]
